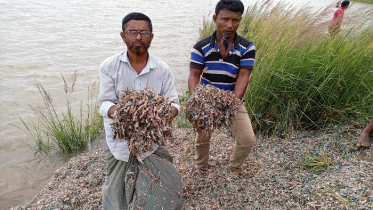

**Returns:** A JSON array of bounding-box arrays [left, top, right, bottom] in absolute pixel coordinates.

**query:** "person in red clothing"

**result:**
[[328, 1, 350, 36]]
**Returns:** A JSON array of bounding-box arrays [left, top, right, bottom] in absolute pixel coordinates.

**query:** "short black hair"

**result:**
[[122, 12, 153, 32], [215, 0, 244, 16], [341, 1, 350, 7]]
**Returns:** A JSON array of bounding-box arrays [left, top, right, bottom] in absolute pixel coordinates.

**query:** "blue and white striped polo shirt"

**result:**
[[190, 31, 256, 91]]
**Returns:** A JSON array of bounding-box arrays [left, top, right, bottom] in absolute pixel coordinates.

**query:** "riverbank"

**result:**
[[11, 126, 373, 209]]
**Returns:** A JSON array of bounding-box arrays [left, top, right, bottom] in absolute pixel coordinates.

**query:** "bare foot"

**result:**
[[356, 132, 372, 148], [231, 169, 242, 175], [225, 167, 242, 175]]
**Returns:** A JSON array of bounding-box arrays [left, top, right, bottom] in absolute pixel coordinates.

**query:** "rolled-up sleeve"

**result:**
[[99, 63, 117, 118]]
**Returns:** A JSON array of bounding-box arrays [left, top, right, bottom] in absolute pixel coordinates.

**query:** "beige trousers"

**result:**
[[194, 104, 255, 170]]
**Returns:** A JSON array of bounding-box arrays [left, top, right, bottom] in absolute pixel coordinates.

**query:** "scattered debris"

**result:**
[[11, 127, 373, 210]]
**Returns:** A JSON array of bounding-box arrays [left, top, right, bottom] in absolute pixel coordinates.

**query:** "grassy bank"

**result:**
[[16, 71, 103, 155], [199, 1, 373, 136]]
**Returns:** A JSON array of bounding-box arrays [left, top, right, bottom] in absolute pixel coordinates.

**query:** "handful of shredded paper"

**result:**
[[111, 88, 172, 156], [186, 83, 240, 133]]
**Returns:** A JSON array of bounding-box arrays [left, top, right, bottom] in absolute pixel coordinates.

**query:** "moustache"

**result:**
[[129, 40, 149, 56], [131, 40, 146, 47]]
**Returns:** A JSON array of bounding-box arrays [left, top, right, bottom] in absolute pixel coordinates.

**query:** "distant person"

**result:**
[[188, 0, 256, 175], [329, 1, 350, 36], [357, 118, 373, 148], [99, 12, 182, 209]]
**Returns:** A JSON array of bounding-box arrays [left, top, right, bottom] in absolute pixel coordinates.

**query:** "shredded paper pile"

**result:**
[[111, 88, 172, 156], [186, 83, 240, 133]]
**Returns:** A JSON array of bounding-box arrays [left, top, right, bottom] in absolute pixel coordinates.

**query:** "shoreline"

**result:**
[[11, 127, 373, 209]]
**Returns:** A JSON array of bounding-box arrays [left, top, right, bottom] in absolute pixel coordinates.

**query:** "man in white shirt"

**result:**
[[99, 12, 180, 209]]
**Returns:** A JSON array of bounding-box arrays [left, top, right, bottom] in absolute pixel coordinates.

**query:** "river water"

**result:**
[[0, 0, 371, 208]]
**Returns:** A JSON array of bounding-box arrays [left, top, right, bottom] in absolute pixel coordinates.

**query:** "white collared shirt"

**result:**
[[99, 50, 180, 162]]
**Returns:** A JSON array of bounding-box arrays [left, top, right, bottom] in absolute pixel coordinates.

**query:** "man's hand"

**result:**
[[167, 106, 179, 124], [108, 105, 117, 119]]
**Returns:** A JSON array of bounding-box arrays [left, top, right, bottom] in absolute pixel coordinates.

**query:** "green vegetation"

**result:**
[[199, 1, 373, 136], [16, 71, 103, 155], [356, 0, 373, 4], [172, 91, 192, 128], [296, 149, 334, 174]]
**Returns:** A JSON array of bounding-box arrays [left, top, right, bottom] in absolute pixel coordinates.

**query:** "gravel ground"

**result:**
[[11, 126, 373, 210]]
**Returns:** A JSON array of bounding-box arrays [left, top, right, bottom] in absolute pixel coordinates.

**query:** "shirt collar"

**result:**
[[210, 30, 240, 49], [119, 50, 155, 75]]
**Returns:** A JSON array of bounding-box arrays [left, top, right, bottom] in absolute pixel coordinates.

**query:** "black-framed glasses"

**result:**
[[124, 30, 151, 37]]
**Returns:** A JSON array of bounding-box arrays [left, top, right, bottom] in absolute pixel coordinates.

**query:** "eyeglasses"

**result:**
[[124, 30, 151, 37]]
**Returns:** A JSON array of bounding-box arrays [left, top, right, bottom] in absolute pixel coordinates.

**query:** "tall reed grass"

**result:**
[[198, 1, 373, 136], [16, 71, 103, 155]]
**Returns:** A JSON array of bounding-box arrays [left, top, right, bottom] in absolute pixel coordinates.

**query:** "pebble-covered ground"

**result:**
[[11, 126, 373, 210]]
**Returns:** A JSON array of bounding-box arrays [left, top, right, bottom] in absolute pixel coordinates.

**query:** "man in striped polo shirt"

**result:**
[[188, 0, 256, 175]]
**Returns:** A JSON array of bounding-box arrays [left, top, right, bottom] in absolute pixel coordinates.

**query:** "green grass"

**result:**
[[356, 0, 373, 4], [15, 71, 103, 155], [198, 0, 373, 136], [296, 150, 334, 174], [172, 91, 192, 129]]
